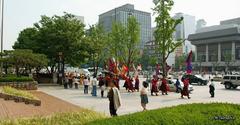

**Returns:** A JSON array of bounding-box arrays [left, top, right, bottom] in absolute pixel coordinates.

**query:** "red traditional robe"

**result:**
[[151, 79, 158, 92], [160, 78, 168, 92], [181, 79, 189, 96]]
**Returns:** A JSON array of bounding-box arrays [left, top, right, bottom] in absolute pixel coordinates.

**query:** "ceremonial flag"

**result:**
[[156, 64, 160, 75], [186, 51, 193, 74], [166, 63, 171, 72]]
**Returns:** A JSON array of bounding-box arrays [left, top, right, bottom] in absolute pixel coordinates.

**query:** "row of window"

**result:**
[[197, 43, 240, 62], [223, 76, 240, 80]]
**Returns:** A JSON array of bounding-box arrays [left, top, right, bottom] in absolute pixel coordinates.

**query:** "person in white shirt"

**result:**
[[91, 76, 98, 96], [83, 76, 89, 94], [140, 81, 149, 111]]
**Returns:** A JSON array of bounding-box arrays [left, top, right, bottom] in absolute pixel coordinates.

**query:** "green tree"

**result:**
[[153, 0, 183, 77], [108, 16, 140, 72], [222, 52, 232, 72], [85, 24, 108, 75], [175, 54, 187, 71], [108, 22, 127, 63], [13, 13, 87, 73], [1, 49, 48, 76], [139, 48, 158, 70]]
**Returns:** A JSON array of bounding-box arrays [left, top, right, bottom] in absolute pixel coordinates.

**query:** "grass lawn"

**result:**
[[88, 103, 240, 125], [0, 103, 239, 125], [0, 109, 106, 125]]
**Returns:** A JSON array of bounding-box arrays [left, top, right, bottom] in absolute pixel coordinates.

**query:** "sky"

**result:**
[[3, 0, 240, 50]]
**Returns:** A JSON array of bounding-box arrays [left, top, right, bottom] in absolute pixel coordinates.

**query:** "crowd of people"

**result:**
[[62, 72, 216, 116]]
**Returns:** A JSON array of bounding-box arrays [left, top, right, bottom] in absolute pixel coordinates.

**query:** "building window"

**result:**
[[208, 44, 218, 62], [197, 45, 206, 62], [221, 42, 232, 61], [236, 43, 240, 60]]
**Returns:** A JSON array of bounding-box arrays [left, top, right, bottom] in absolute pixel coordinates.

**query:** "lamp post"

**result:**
[[57, 52, 64, 85], [0, 0, 4, 76], [1, 0, 4, 53]]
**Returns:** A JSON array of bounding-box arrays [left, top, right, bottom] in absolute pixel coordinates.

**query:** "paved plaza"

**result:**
[[39, 78, 240, 116]]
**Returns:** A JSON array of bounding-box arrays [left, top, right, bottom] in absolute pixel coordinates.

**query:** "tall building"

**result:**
[[75, 16, 84, 24], [173, 13, 196, 54], [196, 19, 207, 31], [99, 4, 152, 49], [188, 17, 240, 72]]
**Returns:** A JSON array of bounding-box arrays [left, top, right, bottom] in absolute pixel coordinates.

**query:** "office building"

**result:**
[[173, 13, 196, 54], [99, 4, 151, 49]]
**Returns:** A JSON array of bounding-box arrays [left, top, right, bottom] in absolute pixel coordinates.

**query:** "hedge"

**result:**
[[0, 76, 33, 82]]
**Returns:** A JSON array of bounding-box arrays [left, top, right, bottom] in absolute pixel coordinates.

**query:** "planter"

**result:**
[[14, 96, 25, 103], [29, 99, 41, 106], [0, 92, 41, 106]]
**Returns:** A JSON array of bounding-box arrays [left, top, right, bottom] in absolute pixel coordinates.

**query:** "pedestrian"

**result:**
[[175, 79, 181, 93], [135, 76, 140, 92], [181, 78, 190, 99], [98, 74, 105, 97], [123, 79, 129, 91], [91, 75, 98, 96], [127, 77, 134, 92], [73, 76, 79, 89], [68, 73, 73, 88], [83, 76, 89, 94], [160, 76, 168, 95], [209, 79, 215, 97], [107, 78, 121, 117], [64, 74, 69, 89], [151, 75, 159, 96], [140, 81, 149, 111]]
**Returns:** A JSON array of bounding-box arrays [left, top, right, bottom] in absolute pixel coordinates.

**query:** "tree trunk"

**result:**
[[16, 65, 19, 77]]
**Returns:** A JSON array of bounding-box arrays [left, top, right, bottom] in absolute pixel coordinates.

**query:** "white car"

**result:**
[[79, 69, 90, 76], [167, 79, 194, 92]]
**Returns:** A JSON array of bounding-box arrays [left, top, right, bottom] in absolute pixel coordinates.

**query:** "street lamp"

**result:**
[[1, 0, 4, 53], [57, 52, 64, 85], [0, 0, 4, 76]]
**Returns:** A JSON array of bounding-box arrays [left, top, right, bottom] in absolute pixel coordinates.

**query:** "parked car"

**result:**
[[221, 75, 240, 89], [167, 79, 194, 92], [213, 75, 223, 81], [181, 74, 208, 85]]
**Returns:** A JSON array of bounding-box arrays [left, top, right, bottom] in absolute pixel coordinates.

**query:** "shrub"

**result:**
[[0, 76, 33, 82]]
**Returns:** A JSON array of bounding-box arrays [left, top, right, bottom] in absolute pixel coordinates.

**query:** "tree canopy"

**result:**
[[13, 13, 88, 72], [1, 49, 48, 76], [85, 24, 108, 74], [153, 0, 183, 76], [108, 16, 140, 71]]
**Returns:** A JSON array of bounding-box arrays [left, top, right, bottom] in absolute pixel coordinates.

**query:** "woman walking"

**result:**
[[140, 81, 149, 111]]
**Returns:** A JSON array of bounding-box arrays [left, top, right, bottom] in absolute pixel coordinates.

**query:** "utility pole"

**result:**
[[0, 0, 4, 76]]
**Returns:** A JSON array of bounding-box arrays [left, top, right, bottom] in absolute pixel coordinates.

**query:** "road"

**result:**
[[39, 78, 240, 116]]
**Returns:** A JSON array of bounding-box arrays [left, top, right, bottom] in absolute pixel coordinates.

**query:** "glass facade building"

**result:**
[[99, 4, 151, 49]]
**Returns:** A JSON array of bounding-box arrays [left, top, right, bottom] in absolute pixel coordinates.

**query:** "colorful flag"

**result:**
[[186, 51, 193, 74], [166, 63, 171, 72], [120, 65, 128, 80]]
